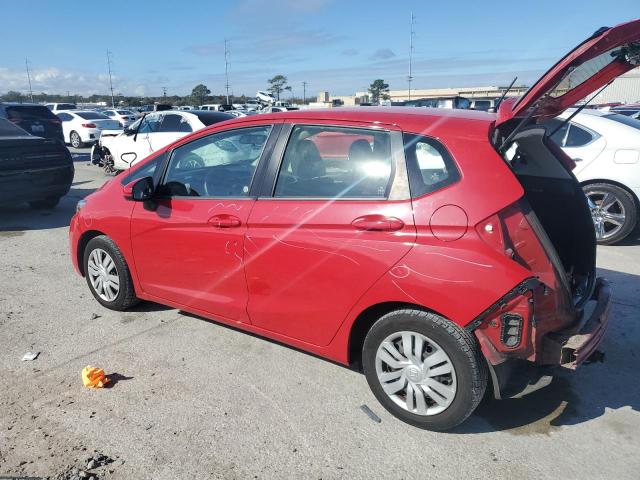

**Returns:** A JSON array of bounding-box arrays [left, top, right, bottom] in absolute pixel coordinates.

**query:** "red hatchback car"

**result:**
[[70, 20, 639, 430]]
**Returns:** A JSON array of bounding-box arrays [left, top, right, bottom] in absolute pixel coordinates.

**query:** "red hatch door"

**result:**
[[497, 18, 640, 125]]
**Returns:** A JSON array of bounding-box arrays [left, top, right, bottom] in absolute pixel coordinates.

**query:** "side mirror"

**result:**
[[124, 128, 134, 136], [123, 176, 154, 201]]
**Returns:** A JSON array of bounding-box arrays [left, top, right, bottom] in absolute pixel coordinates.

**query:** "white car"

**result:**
[[101, 109, 137, 128], [256, 91, 275, 104], [94, 110, 233, 172], [547, 109, 640, 244], [56, 110, 121, 148], [45, 103, 77, 112]]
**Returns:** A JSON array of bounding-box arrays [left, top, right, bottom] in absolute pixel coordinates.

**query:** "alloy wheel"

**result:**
[[375, 331, 457, 416], [87, 248, 120, 302], [586, 191, 626, 241], [70, 132, 81, 148]]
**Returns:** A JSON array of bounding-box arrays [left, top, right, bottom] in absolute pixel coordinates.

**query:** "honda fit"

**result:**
[[70, 19, 639, 430]]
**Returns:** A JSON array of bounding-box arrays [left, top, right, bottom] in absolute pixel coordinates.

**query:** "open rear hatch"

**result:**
[[492, 19, 640, 312]]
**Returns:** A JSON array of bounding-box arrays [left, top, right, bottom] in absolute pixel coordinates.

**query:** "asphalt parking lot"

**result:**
[[1, 147, 639, 479]]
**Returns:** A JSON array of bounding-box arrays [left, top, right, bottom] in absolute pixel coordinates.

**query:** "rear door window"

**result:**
[[403, 133, 460, 197], [274, 125, 393, 198]]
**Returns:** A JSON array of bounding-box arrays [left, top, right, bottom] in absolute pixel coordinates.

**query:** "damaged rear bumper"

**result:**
[[556, 277, 612, 369]]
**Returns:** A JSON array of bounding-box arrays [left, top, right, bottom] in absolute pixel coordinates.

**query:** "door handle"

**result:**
[[352, 215, 404, 232], [208, 214, 242, 228]]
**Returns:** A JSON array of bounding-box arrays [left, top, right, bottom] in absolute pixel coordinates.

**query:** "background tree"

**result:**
[[368, 79, 390, 104], [191, 84, 211, 106], [267, 75, 292, 100]]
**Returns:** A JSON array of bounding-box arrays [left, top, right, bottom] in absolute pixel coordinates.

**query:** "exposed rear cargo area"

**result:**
[[497, 124, 597, 309]]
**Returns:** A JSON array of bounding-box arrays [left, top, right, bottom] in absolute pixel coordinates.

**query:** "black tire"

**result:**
[[83, 235, 139, 311], [70, 131, 83, 148], [583, 182, 638, 245], [362, 309, 487, 431], [29, 196, 60, 209]]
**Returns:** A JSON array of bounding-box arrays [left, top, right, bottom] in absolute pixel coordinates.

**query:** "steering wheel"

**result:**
[[176, 153, 204, 170]]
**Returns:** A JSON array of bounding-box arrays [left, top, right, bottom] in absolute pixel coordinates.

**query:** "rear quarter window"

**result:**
[[403, 133, 460, 197]]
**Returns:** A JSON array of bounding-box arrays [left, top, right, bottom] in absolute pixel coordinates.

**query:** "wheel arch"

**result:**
[[347, 301, 451, 370], [77, 230, 106, 276], [581, 178, 640, 208]]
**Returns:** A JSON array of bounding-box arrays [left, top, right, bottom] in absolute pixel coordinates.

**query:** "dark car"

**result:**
[[0, 103, 64, 142], [0, 118, 73, 208]]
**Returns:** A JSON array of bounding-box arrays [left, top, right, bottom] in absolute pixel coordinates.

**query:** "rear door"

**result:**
[[244, 121, 416, 346]]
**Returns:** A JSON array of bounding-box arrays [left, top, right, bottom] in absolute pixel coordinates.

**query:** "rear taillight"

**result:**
[[477, 202, 556, 287], [81, 123, 97, 128], [476, 213, 508, 255]]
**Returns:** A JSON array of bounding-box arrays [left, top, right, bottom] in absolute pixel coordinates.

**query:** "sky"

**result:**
[[1, 0, 639, 98]]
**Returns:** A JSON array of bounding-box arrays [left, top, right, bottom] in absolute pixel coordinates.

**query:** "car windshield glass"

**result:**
[[0, 118, 30, 137], [603, 113, 640, 130], [76, 112, 110, 120], [6, 106, 58, 121], [59, 104, 76, 110]]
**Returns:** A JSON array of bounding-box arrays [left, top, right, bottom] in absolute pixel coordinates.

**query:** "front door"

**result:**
[[130, 123, 276, 322], [120, 113, 161, 168], [244, 123, 416, 346]]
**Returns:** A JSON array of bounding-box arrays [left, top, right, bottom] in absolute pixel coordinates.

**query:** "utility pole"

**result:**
[[25, 58, 34, 103], [162, 87, 167, 98], [302, 81, 307, 105], [408, 13, 415, 101], [106, 50, 115, 107], [224, 39, 231, 104]]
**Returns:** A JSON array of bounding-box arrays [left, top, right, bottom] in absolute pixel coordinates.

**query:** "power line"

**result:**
[[106, 50, 115, 107], [408, 12, 415, 101], [25, 58, 34, 102]]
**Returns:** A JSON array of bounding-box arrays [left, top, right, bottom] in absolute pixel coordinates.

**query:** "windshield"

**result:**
[[77, 112, 110, 120], [604, 113, 640, 130]]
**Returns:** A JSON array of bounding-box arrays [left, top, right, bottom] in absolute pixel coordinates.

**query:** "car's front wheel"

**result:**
[[83, 235, 139, 311], [363, 309, 487, 431], [70, 131, 83, 148], [584, 182, 638, 245]]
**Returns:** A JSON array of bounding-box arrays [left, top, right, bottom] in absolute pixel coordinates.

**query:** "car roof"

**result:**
[[232, 106, 494, 126]]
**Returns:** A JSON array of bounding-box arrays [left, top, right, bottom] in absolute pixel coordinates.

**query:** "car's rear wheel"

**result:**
[[70, 131, 83, 148], [83, 235, 139, 311], [362, 309, 487, 431], [29, 196, 60, 209], [584, 183, 637, 245]]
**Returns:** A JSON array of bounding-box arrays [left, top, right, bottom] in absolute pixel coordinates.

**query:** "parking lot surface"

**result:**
[[1, 148, 639, 479]]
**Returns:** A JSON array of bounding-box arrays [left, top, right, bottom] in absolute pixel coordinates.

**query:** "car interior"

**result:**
[[274, 126, 393, 198]]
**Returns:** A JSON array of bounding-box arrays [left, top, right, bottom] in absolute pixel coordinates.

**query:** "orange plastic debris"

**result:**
[[82, 366, 110, 388]]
